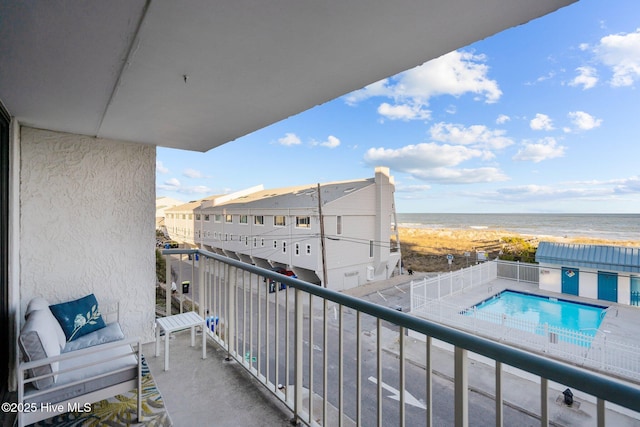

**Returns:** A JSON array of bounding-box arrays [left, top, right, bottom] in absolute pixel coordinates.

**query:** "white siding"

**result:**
[[538, 264, 561, 293], [19, 127, 156, 343], [579, 269, 598, 300]]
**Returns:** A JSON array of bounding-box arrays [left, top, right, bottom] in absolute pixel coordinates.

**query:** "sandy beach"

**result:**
[[398, 226, 640, 273]]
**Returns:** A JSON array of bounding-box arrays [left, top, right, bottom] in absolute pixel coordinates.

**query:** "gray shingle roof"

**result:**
[[535, 242, 640, 273], [216, 178, 373, 210]]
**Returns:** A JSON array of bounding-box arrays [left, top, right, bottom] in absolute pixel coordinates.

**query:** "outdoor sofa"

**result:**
[[17, 294, 141, 427]]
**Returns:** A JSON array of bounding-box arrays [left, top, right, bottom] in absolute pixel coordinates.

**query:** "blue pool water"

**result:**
[[468, 290, 607, 341]]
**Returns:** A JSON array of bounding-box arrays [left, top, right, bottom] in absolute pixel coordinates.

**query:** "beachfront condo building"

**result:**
[[164, 167, 401, 290]]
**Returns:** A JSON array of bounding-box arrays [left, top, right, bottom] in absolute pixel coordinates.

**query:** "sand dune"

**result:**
[[398, 227, 640, 273]]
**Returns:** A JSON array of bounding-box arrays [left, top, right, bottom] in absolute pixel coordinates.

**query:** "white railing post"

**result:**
[[165, 254, 171, 317], [198, 254, 205, 318], [227, 265, 236, 359], [454, 346, 469, 427], [426, 336, 433, 427], [294, 287, 303, 425], [495, 361, 503, 427], [541, 377, 549, 427], [410, 280, 414, 311]]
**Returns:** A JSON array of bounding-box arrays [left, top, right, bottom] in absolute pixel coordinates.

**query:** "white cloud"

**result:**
[[396, 184, 432, 193], [410, 167, 508, 184], [345, 50, 502, 119], [363, 143, 508, 184], [568, 111, 602, 131], [513, 137, 565, 163], [569, 66, 598, 90], [277, 133, 302, 146], [344, 80, 391, 105], [529, 113, 554, 131], [496, 114, 510, 124], [535, 71, 556, 84], [478, 176, 640, 205], [320, 135, 341, 148], [183, 168, 204, 179], [157, 177, 215, 195], [613, 176, 640, 194], [164, 178, 180, 187], [594, 28, 640, 87], [429, 122, 514, 150], [364, 143, 482, 169], [491, 184, 606, 202], [377, 103, 431, 121], [156, 161, 169, 174]]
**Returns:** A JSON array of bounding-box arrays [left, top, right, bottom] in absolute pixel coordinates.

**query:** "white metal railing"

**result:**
[[410, 261, 497, 306], [411, 260, 539, 312], [412, 298, 640, 381], [163, 248, 640, 427]]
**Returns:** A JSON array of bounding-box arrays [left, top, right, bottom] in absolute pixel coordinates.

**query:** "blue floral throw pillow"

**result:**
[[49, 294, 106, 342]]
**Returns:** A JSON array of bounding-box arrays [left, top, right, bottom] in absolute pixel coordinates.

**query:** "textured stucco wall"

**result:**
[[20, 127, 156, 343]]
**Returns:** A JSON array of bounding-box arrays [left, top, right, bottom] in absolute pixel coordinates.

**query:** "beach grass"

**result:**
[[398, 227, 640, 273]]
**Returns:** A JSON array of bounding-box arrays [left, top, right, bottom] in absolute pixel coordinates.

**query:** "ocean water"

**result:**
[[396, 213, 640, 242]]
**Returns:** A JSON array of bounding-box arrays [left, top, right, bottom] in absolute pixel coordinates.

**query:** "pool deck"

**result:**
[[433, 277, 639, 348]]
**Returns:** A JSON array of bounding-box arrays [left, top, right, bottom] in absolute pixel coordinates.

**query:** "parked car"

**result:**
[[266, 267, 297, 293]]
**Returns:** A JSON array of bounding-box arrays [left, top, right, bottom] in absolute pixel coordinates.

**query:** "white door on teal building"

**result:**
[[597, 271, 618, 302]]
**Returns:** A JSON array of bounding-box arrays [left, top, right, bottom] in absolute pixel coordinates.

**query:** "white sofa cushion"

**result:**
[[62, 322, 125, 353], [18, 309, 62, 389], [25, 297, 66, 350]]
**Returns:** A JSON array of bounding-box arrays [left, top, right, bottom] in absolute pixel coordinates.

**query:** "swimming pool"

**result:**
[[466, 290, 607, 345]]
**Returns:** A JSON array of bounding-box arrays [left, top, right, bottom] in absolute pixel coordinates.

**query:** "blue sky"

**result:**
[[157, 0, 640, 214]]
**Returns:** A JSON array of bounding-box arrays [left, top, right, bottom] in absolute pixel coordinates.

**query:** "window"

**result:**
[[337, 216, 342, 235], [282, 241, 287, 253], [273, 240, 277, 249], [224, 233, 228, 241], [306, 244, 311, 255], [261, 238, 265, 247], [195, 214, 201, 221], [369, 240, 374, 258], [296, 216, 310, 228], [188, 214, 193, 220], [204, 214, 210, 222], [295, 243, 300, 256], [214, 214, 222, 223], [253, 237, 257, 247], [225, 214, 233, 223], [230, 233, 234, 241], [254, 215, 264, 225], [245, 236, 248, 246], [240, 215, 248, 224], [274, 215, 286, 226]]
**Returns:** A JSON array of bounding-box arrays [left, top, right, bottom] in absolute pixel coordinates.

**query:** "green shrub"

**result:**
[[156, 249, 166, 284]]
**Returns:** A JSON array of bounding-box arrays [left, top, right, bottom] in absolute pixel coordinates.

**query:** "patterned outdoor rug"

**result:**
[[33, 355, 172, 427]]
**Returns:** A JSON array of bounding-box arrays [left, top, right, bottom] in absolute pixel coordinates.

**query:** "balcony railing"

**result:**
[[163, 248, 640, 427]]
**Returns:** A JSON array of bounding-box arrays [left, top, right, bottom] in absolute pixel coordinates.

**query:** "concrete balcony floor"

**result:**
[[142, 332, 293, 427]]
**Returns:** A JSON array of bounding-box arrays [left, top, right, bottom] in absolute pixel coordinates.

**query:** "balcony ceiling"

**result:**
[[0, 0, 575, 152]]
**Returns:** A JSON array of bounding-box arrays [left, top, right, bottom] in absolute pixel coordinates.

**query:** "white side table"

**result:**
[[155, 311, 206, 371]]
